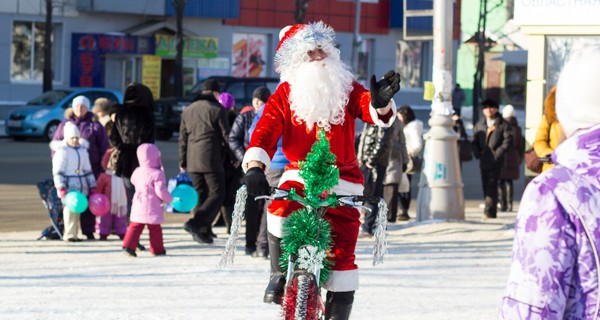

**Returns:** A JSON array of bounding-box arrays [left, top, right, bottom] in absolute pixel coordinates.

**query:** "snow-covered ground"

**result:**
[[0, 207, 516, 320]]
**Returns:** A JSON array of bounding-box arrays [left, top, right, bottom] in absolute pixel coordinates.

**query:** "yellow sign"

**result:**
[[142, 55, 161, 99], [423, 81, 435, 101]]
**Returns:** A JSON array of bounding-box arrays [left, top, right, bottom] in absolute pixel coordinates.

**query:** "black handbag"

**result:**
[[406, 155, 422, 174], [458, 139, 473, 162]]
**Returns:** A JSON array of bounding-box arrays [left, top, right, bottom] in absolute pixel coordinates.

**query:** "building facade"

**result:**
[[2, 0, 444, 107]]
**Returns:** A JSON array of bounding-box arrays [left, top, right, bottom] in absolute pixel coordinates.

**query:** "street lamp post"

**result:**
[[415, 0, 465, 221]]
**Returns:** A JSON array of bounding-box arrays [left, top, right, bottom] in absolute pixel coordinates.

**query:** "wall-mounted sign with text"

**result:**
[[155, 34, 218, 59], [515, 0, 600, 26]]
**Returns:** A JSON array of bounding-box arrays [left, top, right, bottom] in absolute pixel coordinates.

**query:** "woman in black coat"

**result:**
[[110, 83, 156, 219]]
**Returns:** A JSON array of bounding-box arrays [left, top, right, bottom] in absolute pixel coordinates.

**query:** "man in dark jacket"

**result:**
[[471, 98, 513, 219], [179, 80, 231, 244]]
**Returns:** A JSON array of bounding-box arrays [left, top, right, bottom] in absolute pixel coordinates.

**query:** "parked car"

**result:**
[[154, 76, 280, 140], [5, 88, 123, 141]]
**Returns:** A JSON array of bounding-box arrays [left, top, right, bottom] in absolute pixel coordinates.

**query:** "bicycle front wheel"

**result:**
[[282, 271, 321, 320]]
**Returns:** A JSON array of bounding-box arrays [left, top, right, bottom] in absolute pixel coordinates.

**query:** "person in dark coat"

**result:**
[[110, 83, 156, 220], [356, 123, 392, 236], [228, 86, 271, 255], [179, 80, 231, 245], [52, 95, 109, 239], [471, 98, 513, 219], [498, 105, 523, 212]]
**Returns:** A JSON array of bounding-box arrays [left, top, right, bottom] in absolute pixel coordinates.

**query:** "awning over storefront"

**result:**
[[491, 50, 527, 66]]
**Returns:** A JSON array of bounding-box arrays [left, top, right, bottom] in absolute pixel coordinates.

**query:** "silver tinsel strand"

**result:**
[[372, 198, 388, 266], [217, 185, 247, 270]]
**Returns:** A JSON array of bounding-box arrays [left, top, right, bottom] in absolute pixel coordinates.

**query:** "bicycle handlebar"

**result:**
[[254, 187, 382, 209]]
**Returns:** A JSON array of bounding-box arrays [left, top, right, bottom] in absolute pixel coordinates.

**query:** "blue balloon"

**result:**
[[171, 184, 198, 213], [64, 191, 88, 214]]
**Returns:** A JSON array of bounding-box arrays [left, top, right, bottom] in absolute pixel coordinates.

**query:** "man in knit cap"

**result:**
[[241, 21, 401, 319]]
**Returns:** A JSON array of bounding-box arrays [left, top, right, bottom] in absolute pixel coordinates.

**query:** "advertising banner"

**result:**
[[142, 55, 162, 99], [231, 33, 267, 77], [70, 33, 154, 87]]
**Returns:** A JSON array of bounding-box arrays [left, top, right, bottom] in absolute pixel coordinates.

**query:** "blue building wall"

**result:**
[[165, 0, 239, 18]]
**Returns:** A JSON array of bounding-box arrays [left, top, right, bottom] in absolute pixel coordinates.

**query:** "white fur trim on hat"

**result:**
[[556, 46, 600, 137], [63, 122, 80, 140], [502, 104, 515, 118], [72, 95, 90, 109]]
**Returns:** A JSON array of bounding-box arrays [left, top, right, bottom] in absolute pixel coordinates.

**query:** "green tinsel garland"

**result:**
[[280, 207, 333, 284], [280, 129, 339, 284]]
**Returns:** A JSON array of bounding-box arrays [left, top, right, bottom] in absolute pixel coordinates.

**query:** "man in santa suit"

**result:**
[[242, 21, 400, 319]]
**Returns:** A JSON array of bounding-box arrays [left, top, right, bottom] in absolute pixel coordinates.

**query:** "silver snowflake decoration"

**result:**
[[297, 245, 326, 272]]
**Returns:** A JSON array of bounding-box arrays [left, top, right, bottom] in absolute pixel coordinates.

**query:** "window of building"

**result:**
[[396, 40, 424, 88], [356, 39, 373, 83], [546, 36, 600, 93], [11, 21, 60, 82]]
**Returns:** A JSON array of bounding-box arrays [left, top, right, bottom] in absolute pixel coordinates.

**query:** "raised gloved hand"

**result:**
[[58, 188, 67, 199], [370, 70, 401, 109], [243, 167, 270, 196]]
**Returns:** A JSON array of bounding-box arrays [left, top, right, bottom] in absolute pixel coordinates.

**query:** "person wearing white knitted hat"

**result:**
[[51, 95, 109, 240], [240, 21, 401, 319], [499, 46, 600, 318], [50, 121, 96, 242]]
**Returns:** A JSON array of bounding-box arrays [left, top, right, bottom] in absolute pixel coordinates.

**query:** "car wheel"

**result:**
[[156, 128, 173, 141], [45, 121, 60, 142]]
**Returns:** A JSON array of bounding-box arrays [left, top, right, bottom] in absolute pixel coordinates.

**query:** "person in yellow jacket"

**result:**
[[533, 86, 566, 172]]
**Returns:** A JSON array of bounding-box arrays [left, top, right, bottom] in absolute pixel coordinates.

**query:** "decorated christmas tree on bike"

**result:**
[[219, 130, 388, 320]]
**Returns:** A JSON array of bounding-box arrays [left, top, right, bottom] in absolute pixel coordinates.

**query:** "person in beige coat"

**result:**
[[382, 116, 409, 222]]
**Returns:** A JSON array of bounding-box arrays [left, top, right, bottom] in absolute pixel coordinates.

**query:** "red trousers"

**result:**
[[122, 222, 164, 254]]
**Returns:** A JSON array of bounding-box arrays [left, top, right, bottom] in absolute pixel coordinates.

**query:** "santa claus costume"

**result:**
[[242, 21, 400, 319]]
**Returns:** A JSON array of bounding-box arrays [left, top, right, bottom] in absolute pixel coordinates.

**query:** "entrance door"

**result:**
[[161, 59, 175, 98], [104, 56, 142, 92]]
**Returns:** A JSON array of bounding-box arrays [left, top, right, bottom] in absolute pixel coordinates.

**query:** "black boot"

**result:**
[[325, 291, 354, 320], [264, 233, 286, 304], [506, 180, 514, 212], [498, 182, 507, 212]]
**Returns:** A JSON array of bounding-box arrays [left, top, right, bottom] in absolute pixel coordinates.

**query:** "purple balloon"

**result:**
[[89, 193, 110, 217]]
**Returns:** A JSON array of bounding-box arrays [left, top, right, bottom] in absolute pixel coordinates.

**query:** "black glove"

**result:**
[[402, 164, 408, 173], [243, 167, 270, 196], [370, 70, 401, 109]]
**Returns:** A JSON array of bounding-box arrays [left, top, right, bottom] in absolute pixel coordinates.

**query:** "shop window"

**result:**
[[396, 40, 424, 88], [546, 36, 600, 92], [11, 21, 60, 82], [356, 39, 373, 84]]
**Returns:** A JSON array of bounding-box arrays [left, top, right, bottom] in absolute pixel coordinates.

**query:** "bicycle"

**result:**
[[218, 129, 388, 320]]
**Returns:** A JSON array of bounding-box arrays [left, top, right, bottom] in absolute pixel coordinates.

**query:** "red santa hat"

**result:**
[[274, 21, 338, 74], [276, 24, 305, 52]]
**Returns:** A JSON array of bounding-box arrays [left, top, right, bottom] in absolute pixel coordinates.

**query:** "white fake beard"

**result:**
[[287, 57, 354, 131]]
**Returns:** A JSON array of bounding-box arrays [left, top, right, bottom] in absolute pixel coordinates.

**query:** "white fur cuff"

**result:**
[[323, 269, 359, 291], [242, 147, 271, 173], [369, 99, 396, 127]]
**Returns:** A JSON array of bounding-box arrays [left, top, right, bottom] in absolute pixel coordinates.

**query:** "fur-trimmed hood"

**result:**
[[544, 86, 557, 124], [49, 138, 90, 152]]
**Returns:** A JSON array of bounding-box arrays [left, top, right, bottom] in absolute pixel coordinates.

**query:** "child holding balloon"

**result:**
[[50, 122, 96, 242], [93, 149, 128, 240], [122, 143, 173, 257]]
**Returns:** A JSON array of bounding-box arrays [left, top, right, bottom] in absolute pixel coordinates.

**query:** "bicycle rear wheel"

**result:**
[[282, 271, 322, 320]]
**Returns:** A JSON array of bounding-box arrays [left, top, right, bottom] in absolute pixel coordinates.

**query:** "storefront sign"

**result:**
[[155, 34, 218, 59], [70, 33, 155, 87], [142, 55, 162, 99], [515, 0, 600, 25]]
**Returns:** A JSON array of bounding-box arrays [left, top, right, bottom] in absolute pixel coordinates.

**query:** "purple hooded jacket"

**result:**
[[499, 123, 600, 319], [130, 144, 172, 225]]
